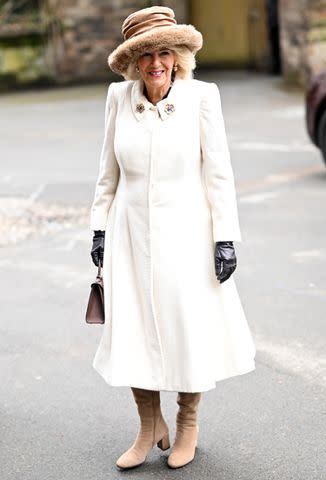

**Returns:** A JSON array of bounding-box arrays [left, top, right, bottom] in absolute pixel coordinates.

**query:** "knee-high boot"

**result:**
[[167, 391, 202, 468], [116, 387, 170, 470]]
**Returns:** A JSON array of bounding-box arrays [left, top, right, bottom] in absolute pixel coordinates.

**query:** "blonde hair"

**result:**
[[123, 46, 197, 81]]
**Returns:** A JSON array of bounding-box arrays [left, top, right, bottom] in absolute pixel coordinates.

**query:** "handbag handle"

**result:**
[[97, 260, 102, 279]]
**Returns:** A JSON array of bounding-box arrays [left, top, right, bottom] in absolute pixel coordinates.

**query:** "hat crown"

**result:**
[[122, 6, 177, 40]]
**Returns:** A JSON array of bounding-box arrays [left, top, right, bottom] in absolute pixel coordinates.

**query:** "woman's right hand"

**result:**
[[91, 230, 105, 267]]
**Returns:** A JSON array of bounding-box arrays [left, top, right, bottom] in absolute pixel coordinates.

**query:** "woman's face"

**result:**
[[137, 49, 176, 89]]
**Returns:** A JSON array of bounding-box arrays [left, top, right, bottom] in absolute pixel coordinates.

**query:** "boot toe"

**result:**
[[167, 453, 194, 469], [116, 450, 145, 470]]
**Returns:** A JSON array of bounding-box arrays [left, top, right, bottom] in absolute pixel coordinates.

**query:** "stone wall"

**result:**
[[0, 0, 188, 88], [3, 0, 326, 88], [306, 0, 326, 81], [279, 0, 326, 86], [50, 0, 188, 84], [0, 3, 55, 89], [0, 31, 50, 89]]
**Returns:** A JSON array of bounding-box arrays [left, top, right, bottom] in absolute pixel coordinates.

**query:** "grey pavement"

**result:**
[[0, 71, 325, 479]]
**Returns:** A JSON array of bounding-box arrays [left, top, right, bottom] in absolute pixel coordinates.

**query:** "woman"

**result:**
[[89, 5, 256, 471]]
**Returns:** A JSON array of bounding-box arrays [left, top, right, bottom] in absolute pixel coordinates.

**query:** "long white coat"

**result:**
[[89, 77, 256, 392]]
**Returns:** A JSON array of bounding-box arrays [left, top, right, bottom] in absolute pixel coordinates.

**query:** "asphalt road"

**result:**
[[0, 71, 325, 480]]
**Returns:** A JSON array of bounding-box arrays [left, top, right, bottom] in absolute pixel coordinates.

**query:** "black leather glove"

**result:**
[[214, 241, 237, 284], [91, 230, 105, 267]]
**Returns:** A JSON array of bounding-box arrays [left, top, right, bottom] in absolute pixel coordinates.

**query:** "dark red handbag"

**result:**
[[85, 261, 104, 324]]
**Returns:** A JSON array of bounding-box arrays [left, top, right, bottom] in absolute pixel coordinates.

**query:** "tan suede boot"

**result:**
[[167, 392, 202, 468], [116, 387, 170, 470]]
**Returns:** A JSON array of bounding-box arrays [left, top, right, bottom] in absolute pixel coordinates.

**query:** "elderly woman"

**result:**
[[89, 5, 256, 471]]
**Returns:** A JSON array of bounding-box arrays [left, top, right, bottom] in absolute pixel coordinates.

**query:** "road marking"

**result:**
[[292, 250, 324, 258], [239, 191, 280, 204], [237, 164, 325, 194], [231, 141, 317, 152], [28, 183, 46, 204], [63, 234, 82, 251], [270, 106, 304, 118]]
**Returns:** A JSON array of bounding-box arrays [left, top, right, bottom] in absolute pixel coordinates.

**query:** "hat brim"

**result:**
[[108, 24, 203, 76]]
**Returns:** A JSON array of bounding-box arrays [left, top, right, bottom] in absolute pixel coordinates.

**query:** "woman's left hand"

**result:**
[[214, 241, 237, 283]]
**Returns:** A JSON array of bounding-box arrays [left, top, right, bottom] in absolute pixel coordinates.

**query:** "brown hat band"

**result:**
[[122, 10, 177, 40]]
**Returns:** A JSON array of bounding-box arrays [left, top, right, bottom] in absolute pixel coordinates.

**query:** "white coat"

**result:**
[[89, 77, 256, 393]]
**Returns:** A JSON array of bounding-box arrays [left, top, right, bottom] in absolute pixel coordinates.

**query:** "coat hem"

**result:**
[[92, 361, 256, 393]]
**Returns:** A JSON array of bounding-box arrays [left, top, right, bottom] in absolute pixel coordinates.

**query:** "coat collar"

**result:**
[[131, 77, 181, 121]]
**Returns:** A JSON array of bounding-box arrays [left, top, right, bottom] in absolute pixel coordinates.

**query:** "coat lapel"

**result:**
[[131, 77, 181, 122]]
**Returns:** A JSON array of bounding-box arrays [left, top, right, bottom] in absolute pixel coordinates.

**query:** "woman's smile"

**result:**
[[148, 70, 165, 77]]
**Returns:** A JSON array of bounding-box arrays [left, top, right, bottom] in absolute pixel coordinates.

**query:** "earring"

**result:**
[[136, 66, 139, 72], [173, 64, 178, 72]]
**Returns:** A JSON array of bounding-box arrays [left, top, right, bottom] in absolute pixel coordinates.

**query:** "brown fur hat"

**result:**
[[108, 6, 203, 77]]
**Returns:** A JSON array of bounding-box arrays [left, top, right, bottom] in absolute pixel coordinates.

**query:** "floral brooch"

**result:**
[[136, 103, 145, 113], [164, 103, 175, 114]]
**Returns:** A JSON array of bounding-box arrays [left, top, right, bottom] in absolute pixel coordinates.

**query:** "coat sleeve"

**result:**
[[89, 82, 120, 231], [200, 82, 242, 242]]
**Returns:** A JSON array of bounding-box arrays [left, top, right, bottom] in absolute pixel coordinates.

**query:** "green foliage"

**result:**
[[0, 0, 41, 23], [0, 0, 61, 89]]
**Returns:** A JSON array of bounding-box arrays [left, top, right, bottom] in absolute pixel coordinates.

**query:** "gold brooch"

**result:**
[[164, 103, 175, 114], [136, 103, 145, 113]]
